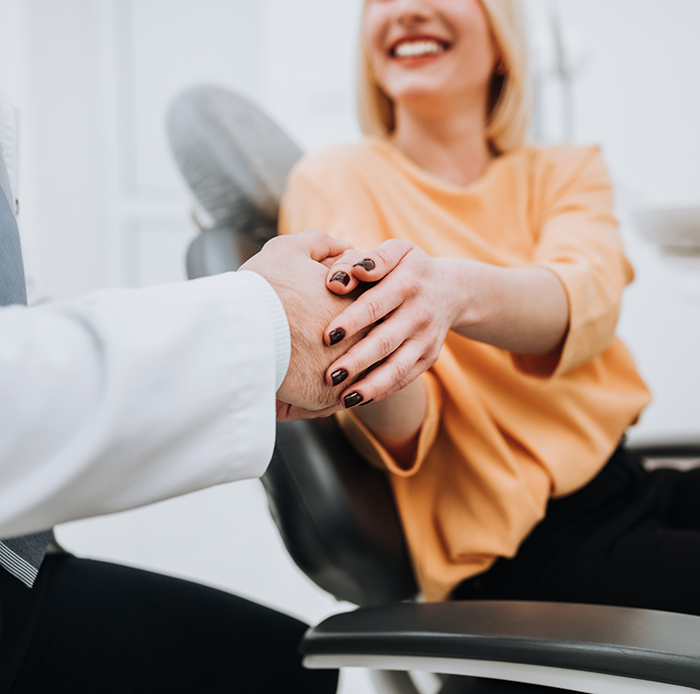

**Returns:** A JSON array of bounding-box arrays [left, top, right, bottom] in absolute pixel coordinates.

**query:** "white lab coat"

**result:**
[[0, 271, 289, 539], [0, 86, 290, 539]]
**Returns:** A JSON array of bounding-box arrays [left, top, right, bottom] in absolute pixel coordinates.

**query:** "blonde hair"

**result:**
[[356, 0, 531, 154]]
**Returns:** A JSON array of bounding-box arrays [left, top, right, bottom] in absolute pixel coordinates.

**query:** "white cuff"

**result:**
[[238, 271, 291, 392]]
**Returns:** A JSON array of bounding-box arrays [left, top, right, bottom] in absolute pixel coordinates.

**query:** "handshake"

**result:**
[[240, 229, 433, 422], [240, 229, 375, 421]]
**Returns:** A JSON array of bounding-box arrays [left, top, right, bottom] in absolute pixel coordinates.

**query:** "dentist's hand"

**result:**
[[239, 229, 367, 420]]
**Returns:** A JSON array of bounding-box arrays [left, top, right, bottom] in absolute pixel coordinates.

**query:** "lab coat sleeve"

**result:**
[[0, 270, 288, 538]]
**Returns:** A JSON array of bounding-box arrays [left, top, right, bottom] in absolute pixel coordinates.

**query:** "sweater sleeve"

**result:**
[[336, 371, 443, 478], [513, 146, 633, 378]]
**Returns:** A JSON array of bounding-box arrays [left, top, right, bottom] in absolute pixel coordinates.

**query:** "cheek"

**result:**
[[455, 2, 497, 70], [363, 7, 390, 76]]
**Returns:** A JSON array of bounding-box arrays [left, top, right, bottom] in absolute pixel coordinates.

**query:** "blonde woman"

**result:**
[[280, 0, 700, 613]]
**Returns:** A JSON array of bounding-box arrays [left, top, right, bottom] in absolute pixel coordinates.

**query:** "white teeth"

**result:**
[[393, 40, 444, 58]]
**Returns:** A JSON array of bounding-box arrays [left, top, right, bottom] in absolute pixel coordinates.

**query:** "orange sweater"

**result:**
[[280, 138, 651, 601]]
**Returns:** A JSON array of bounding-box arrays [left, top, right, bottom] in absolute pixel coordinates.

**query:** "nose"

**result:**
[[392, 0, 432, 27]]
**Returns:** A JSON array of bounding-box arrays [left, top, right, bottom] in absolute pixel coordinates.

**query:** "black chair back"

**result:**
[[264, 418, 417, 607]]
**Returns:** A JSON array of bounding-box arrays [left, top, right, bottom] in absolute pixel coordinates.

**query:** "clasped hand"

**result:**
[[241, 231, 451, 420], [323, 239, 458, 407]]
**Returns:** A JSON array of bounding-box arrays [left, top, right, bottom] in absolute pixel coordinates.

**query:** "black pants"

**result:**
[[454, 446, 700, 616], [0, 555, 338, 693]]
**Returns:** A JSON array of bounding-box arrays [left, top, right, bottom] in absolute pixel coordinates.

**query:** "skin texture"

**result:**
[[238, 229, 365, 421], [321, 0, 569, 463]]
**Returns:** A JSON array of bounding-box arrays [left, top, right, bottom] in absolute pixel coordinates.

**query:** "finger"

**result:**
[[325, 315, 409, 383], [337, 342, 431, 407], [320, 252, 347, 270], [325, 282, 404, 345], [292, 228, 352, 263], [349, 239, 414, 282], [326, 249, 366, 295]]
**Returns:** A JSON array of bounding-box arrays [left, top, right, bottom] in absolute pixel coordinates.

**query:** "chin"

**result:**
[[390, 85, 449, 110], [383, 73, 451, 103]]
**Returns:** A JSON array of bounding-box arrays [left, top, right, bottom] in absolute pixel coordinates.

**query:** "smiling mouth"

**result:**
[[391, 38, 449, 60]]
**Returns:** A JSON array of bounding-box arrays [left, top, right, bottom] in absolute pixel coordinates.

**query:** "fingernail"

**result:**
[[353, 258, 375, 271], [344, 392, 363, 408], [329, 328, 346, 345], [331, 368, 348, 386], [330, 271, 350, 287], [359, 399, 374, 406]]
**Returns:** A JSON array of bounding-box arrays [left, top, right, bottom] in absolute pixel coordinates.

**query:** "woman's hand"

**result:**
[[323, 239, 460, 406]]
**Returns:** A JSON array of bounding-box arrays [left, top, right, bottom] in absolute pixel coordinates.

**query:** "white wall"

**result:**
[[1, 2, 699, 692], [558, 0, 700, 443]]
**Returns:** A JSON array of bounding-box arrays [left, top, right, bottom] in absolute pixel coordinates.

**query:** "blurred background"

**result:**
[[1, 1, 699, 691]]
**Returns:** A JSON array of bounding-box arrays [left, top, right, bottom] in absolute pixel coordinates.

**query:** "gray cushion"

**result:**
[[166, 85, 302, 245]]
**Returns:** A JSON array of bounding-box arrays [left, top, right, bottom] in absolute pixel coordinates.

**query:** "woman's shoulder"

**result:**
[[513, 143, 608, 181], [510, 142, 603, 171], [505, 143, 611, 202]]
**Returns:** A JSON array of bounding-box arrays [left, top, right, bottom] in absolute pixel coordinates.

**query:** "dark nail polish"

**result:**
[[331, 368, 348, 386], [344, 392, 363, 408], [330, 271, 350, 287], [359, 399, 374, 406], [353, 258, 375, 271], [329, 328, 346, 345]]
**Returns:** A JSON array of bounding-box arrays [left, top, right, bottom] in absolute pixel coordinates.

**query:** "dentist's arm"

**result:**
[[0, 230, 352, 537]]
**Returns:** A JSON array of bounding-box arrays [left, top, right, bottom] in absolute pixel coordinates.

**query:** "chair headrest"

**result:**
[[166, 85, 303, 244]]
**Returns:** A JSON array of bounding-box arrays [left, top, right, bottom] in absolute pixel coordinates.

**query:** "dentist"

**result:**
[[0, 86, 341, 694]]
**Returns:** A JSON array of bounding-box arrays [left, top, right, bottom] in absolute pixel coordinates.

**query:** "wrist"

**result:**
[[435, 257, 486, 333]]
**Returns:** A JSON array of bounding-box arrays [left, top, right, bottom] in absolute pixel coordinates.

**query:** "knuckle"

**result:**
[[264, 235, 283, 250], [376, 333, 394, 359], [344, 354, 365, 377], [416, 331, 440, 353], [426, 347, 441, 367], [396, 275, 420, 299], [394, 376, 411, 393], [413, 305, 432, 327], [387, 238, 414, 255], [363, 295, 385, 324], [374, 247, 391, 267], [391, 359, 411, 382]]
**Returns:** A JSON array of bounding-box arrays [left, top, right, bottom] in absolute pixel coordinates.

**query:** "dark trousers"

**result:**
[[0, 555, 338, 693], [454, 446, 700, 616]]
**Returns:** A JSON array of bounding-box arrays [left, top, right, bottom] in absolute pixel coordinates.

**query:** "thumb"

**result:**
[[292, 229, 352, 264]]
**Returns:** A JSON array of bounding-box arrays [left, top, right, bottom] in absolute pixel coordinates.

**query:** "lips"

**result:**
[[390, 36, 450, 60]]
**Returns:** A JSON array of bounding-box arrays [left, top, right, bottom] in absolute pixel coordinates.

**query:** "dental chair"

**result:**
[[168, 86, 700, 694]]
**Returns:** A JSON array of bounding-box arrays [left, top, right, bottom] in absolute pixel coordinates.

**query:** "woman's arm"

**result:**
[[323, 240, 569, 407], [350, 376, 427, 468], [444, 257, 569, 352]]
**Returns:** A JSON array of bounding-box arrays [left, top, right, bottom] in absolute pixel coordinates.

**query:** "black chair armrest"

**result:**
[[627, 438, 700, 460], [301, 601, 700, 692]]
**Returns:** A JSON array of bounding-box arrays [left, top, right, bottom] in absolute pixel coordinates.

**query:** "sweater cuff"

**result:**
[[511, 261, 615, 379], [336, 372, 442, 478]]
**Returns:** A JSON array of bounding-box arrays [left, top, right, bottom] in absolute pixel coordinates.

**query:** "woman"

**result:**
[[279, 0, 700, 612]]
